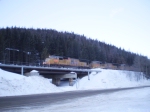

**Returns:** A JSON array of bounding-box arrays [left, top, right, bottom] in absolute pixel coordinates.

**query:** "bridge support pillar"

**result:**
[[52, 78, 55, 84], [52, 78, 60, 86], [69, 78, 73, 86], [52, 72, 77, 86]]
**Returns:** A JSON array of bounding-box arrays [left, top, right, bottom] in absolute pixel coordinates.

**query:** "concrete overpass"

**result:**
[[0, 64, 101, 86]]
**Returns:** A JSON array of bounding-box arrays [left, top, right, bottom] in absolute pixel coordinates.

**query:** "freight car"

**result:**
[[43, 55, 127, 70], [89, 61, 99, 68]]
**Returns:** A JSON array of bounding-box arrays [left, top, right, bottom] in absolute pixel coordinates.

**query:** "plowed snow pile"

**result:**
[[0, 69, 61, 96], [76, 69, 150, 89], [0, 68, 150, 96]]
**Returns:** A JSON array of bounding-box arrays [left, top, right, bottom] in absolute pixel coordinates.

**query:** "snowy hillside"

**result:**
[[0, 68, 150, 97]]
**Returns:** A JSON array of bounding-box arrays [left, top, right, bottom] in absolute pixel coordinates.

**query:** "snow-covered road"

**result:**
[[5, 87, 150, 112], [45, 87, 150, 112]]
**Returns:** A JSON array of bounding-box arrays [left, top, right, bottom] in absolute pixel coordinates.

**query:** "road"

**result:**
[[0, 86, 150, 111]]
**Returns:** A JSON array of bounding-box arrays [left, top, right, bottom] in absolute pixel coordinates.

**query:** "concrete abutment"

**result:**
[[52, 72, 77, 86]]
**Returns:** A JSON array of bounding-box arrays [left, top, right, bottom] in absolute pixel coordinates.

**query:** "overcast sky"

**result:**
[[0, 0, 150, 58]]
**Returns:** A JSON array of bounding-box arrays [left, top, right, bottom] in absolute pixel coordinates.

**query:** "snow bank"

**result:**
[[75, 69, 150, 89], [0, 69, 62, 96], [0, 68, 150, 97]]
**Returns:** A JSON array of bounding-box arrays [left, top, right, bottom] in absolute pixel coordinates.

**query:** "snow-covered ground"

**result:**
[[0, 68, 150, 112], [0, 69, 61, 96], [0, 68, 150, 96], [75, 69, 149, 89], [59, 69, 150, 91]]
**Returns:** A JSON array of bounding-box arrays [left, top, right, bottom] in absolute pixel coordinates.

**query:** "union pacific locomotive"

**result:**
[[43, 55, 127, 70], [43, 55, 89, 68]]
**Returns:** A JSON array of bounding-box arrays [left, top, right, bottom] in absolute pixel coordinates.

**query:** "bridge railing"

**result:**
[[0, 60, 43, 67]]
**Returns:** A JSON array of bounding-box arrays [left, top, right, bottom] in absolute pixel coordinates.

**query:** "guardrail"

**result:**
[[0, 60, 43, 67]]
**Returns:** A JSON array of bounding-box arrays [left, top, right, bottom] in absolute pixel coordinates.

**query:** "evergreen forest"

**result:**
[[0, 27, 150, 78]]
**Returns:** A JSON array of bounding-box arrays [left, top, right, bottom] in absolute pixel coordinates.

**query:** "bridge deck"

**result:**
[[0, 64, 101, 78]]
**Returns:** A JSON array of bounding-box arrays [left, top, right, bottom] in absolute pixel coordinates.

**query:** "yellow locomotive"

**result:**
[[43, 55, 89, 68], [43, 55, 126, 70]]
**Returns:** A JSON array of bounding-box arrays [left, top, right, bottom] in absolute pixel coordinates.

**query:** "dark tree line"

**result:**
[[0, 27, 150, 78]]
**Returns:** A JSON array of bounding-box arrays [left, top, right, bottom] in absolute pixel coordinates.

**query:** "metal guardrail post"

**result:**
[[88, 71, 90, 80], [21, 66, 24, 75]]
